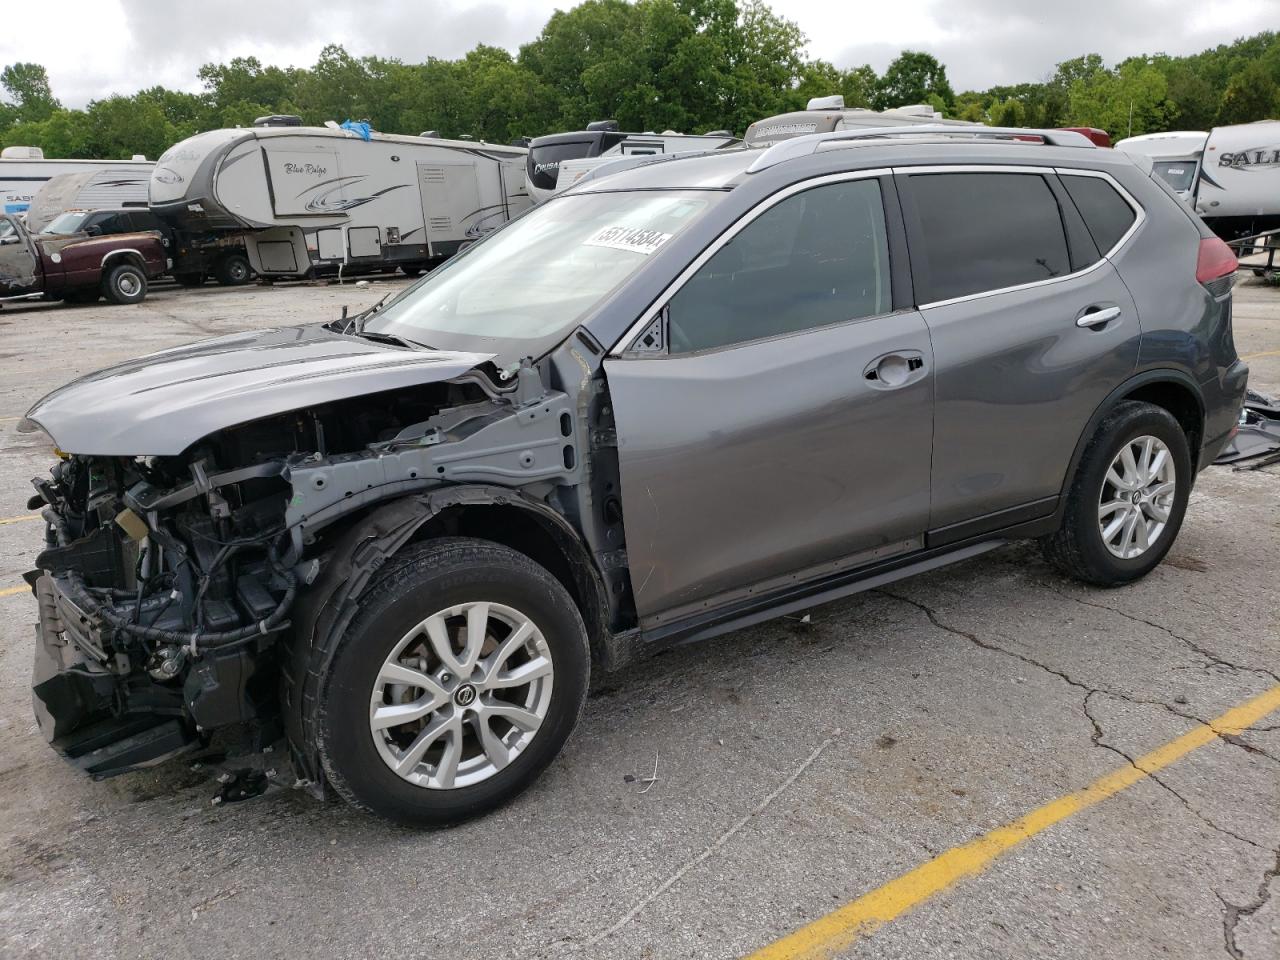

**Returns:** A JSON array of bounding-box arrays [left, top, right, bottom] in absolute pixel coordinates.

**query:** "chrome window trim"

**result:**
[[894, 164, 1146, 310], [608, 168, 892, 357]]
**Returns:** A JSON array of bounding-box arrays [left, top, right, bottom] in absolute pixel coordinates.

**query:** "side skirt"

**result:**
[[602, 513, 1059, 670]]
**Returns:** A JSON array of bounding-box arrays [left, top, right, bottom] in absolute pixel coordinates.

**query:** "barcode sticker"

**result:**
[[584, 225, 673, 255]]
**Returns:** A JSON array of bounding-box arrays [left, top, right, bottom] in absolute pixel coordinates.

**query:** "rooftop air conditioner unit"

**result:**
[[806, 95, 845, 111]]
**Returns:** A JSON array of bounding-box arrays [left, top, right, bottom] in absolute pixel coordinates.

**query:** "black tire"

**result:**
[[315, 537, 590, 826], [101, 262, 147, 304], [1040, 401, 1192, 587], [213, 253, 252, 286], [173, 272, 205, 287], [400, 262, 427, 278]]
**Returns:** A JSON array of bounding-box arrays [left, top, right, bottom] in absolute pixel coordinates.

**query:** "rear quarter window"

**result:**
[[904, 172, 1070, 303], [1061, 175, 1138, 255]]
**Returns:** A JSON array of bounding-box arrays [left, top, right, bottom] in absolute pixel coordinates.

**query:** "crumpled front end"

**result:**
[[28, 450, 298, 777], [24, 358, 584, 781]]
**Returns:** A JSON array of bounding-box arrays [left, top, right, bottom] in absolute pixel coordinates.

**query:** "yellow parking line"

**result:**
[[0, 584, 28, 598], [744, 683, 1280, 960], [1241, 348, 1280, 360], [0, 514, 41, 525]]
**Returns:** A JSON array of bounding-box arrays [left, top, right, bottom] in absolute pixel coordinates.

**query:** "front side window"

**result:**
[[43, 211, 89, 235], [906, 172, 1070, 303], [666, 178, 890, 354]]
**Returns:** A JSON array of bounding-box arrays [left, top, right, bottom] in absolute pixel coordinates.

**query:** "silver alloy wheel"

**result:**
[[1098, 435, 1176, 559], [117, 271, 140, 296], [369, 601, 554, 790]]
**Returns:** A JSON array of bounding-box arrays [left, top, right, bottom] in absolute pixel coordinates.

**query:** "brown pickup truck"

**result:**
[[0, 212, 168, 306]]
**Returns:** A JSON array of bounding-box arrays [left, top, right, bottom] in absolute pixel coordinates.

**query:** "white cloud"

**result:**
[[1, 0, 1275, 108]]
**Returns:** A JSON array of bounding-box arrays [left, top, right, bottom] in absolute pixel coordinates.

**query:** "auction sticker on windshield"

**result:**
[[584, 225, 673, 255]]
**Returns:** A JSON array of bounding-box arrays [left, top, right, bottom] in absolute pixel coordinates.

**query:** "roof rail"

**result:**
[[746, 125, 1095, 173]]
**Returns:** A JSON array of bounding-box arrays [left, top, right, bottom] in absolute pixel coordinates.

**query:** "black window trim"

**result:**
[[894, 164, 1145, 311], [612, 168, 901, 357]]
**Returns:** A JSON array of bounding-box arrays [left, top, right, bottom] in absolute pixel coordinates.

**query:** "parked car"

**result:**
[[41, 207, 253, 286], [19, 126, 1246, 825], [0, 210, 167, 305]]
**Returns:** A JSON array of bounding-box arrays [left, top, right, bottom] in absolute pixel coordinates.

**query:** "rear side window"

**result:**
[[905, 172, 1070, 303], [666, 178, 890, 354], [1061, 175, 1138, 254]]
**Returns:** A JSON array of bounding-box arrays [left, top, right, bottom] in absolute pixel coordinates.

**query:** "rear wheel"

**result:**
[[400, 261, 427, 278], [213, 253, 251, 286], [315, 538, 590, 826], [101, 262, 147, 305], [1041, 401, 1192, 586]]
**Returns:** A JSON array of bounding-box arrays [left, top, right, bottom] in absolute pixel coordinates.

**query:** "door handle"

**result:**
[[863, 351, 926, 389], [1076, 306, 1121, 328]]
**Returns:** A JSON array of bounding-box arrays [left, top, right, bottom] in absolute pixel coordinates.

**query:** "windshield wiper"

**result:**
[[351, 329, 423, 349], [329, 290, 395, 335]]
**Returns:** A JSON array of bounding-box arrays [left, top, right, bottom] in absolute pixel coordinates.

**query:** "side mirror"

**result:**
[[0, 235, 20, 246], [85, 225, 103, 236]]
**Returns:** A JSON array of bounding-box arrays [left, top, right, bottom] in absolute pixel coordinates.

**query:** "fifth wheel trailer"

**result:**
[[150, 121, 532, 278], [526, 123, 740, 203]]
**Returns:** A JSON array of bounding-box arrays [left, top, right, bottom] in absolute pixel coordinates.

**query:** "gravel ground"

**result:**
[[0, 275, 1276, 960]]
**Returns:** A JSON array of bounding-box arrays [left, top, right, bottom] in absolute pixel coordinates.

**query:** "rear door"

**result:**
[[605, 173, 935, 624], [897, 166, 1142, 540]]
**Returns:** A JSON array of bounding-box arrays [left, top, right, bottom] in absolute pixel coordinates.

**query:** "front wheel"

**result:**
[[101, 262, 147, 304], [213, 253, 251, 285], [315, 538, 590, 826], [1041, 401, 1192, 586]]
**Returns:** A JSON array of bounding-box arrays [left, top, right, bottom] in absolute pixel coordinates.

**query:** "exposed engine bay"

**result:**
[[26, 352, 602, 783]]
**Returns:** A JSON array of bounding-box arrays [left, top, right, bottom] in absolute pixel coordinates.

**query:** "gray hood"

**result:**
[[25, 324, 494, 456]]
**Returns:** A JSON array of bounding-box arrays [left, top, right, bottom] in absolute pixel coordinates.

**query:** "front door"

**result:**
[[604, 175, 935, 625], [896, 168, 1142, 536], [0, 216, 38, 295]]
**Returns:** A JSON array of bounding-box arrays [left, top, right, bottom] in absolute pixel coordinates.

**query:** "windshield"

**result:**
[[366, 190, 719, 359], [43, 211, 90, 234], [1153, 160, 1198, 193]]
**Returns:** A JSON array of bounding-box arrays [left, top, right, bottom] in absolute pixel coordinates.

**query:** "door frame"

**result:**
[[608, 168, 915, 356]]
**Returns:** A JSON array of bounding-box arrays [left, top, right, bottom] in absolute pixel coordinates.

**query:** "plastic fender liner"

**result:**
[[281, 486, 609, 793]]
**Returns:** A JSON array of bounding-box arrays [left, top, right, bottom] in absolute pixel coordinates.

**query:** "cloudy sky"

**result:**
[[3, 0, 1276, 107]]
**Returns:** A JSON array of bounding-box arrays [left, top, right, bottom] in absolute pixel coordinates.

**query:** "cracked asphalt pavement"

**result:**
[[0, 276, 1277, 960]]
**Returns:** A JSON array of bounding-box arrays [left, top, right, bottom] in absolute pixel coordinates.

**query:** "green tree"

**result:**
[[875, 51, 954, 110], [1217, 56, 1280, 124], [1, 62, 60, 123], [1066, 57, 1175, 138]]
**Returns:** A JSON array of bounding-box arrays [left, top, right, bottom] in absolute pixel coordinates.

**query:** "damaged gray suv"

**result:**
[[21, 127, 1247, 825]]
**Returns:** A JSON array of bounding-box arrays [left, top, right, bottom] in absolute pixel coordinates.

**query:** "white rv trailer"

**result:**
[[0, 146, 151, 219], [1194, 120, 1280, 239], [26, 167, 153, 232], [150, 121, 532, 278], [1113, 131, 1208, 202], [526, 124, 740, 204], [743, 97, 980, 147]]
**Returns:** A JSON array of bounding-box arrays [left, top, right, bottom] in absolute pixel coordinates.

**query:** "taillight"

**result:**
[[1196, 236, 1237, 286]]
